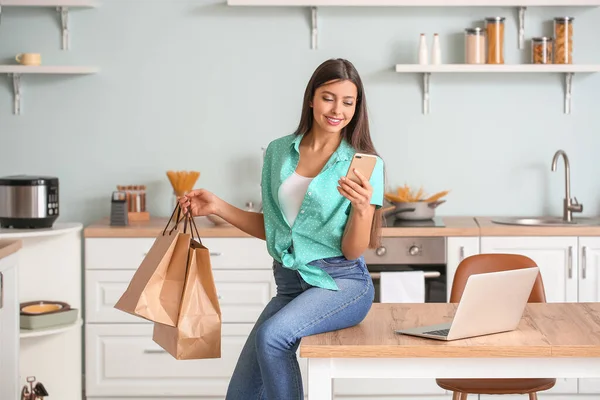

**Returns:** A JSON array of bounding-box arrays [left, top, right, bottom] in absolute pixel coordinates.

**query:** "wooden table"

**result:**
[[299, 303, 600, 400]]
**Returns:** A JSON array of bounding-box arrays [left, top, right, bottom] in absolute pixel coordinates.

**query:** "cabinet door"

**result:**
[[480, 236, 578, 395], [576, 237, 600, 394], [446, 237, 480, 301], [0, 254, 19, 400]]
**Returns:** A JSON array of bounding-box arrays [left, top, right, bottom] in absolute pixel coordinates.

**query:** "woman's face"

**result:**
[[310, 79, 358, 135]]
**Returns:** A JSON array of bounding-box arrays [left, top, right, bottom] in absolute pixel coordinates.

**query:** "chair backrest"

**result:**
[[450, 253, 547, 303]]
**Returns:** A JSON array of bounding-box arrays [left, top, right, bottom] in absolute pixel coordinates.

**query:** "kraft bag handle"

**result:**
[[183, 211, 202, 245], [162, 203, 186, 236]]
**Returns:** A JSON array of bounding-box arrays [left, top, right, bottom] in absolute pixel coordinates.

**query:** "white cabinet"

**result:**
[[446, 237, 480, 300], [480, 236, 579, 395], [84, 236, 301, 399], [0, 252, 19, 400], [574, 237, 600, 394]]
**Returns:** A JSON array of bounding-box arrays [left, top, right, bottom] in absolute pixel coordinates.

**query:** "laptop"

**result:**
[[395, 266, 540, 341]]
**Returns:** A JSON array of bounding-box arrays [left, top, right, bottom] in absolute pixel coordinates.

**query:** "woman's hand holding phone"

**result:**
[[337, 169, 373, 216]]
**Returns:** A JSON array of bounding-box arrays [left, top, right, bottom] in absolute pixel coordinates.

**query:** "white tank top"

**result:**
[[278, 172, 314, 226]]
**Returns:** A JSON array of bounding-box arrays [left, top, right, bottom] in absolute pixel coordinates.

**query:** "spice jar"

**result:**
[[465, 27, 486, 64], [531, 37, 553, 64], [485, 17, 505, 64], [554, 17, 574, 64]]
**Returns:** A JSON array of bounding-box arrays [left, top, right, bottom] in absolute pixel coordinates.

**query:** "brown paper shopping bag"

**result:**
[[152, 215, 222, 360], [114, 205, 191, 327]]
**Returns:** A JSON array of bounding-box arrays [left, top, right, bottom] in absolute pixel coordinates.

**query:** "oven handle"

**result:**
[[369, 271, 440, 280]]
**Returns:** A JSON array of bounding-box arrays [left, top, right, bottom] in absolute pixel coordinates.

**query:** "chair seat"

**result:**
[[435, 378, 557, 394]]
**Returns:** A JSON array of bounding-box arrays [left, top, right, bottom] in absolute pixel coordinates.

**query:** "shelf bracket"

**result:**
[[10, 73, 22, 115], [422, 72, 430, 115], [564, 72, 573, 114], [311, 6, 318, 50], [57, 6, 70, 50], [518, 7, 526, 50]]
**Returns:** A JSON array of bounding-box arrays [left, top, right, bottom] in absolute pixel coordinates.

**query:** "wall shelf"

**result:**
[[0, 0, 100, 50], [228, 1, 600, 50], [394, 63, 600, 115], [0, 66, 98, 115], [228, 0, 600, 4], [20, 318, 82, 339]]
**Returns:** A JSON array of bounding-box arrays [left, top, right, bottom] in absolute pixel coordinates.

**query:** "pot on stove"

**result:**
[[388, 200, 445, 221]]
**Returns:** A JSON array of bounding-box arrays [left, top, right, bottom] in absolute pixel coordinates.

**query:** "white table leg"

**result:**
[[307, 358, 332, 400]]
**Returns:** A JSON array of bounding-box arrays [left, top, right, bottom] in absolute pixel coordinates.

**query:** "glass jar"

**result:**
[[465, 27, 486, 64], [531, 37, 553, 64], [554, 17, 574, 64], [485, 17, 505, 64]]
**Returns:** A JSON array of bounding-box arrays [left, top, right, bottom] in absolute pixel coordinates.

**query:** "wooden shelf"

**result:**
[[394, 63, 600, 115], [20, 318, 82, 339], [0, 67, 98, 115], [228, 0, 600, 5], [0, 0, 98, 6]]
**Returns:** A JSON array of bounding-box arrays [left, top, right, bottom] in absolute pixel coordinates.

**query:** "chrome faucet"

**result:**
[[551, 150, 583, 222]]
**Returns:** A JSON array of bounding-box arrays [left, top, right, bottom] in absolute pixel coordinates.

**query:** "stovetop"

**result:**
[[383, 215, 445, 228]]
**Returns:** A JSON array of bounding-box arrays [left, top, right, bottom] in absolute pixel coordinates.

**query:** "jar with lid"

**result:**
[[485, 17, 505, 64], [554, 17, 574, 64], [465, 27, 486, 64], [531, 37, 553, 64]]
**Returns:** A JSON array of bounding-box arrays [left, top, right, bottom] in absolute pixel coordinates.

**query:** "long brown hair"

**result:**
[[294, 58, 383, 249]]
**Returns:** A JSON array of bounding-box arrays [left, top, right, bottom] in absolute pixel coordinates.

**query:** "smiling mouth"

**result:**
[[325, 116, 343, 125]]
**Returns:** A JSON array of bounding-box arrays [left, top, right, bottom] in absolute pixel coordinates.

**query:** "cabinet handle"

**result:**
[[582, 246, 587, 279], [459, 246, 465, 262], [0, 271, 3, 310], [210, 252, 222, 256], [568, 246, 573, 279], [144, 349, 166, 354]]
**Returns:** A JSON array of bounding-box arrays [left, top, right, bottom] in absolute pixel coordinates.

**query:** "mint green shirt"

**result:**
[[261, 133, 384, 291]]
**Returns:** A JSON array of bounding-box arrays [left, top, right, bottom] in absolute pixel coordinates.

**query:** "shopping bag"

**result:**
[[152, 215, 222, 360], [114, 205, 191, 327]]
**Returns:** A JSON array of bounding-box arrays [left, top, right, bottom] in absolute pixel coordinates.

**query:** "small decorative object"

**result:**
[[431, 33, 441, 64], [418, 34, 428, 65], [21, 376, 49, 400], [110, 191, 129, 226], [116, 185, 149, 221]]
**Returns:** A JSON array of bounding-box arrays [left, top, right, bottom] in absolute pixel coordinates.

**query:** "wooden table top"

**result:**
[[299, 303, 600, 358]]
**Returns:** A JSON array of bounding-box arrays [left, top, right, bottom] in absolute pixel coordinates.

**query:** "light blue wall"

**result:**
[[1, 1, 599, 226]]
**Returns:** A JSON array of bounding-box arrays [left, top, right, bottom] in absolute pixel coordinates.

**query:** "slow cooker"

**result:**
[[0, 175, 59, 229]]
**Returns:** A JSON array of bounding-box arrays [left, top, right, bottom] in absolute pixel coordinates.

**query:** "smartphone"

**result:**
[[346, 153, 377, 185]]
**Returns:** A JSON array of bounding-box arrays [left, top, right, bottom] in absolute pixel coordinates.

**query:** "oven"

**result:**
[[363, 236, 447, 303]]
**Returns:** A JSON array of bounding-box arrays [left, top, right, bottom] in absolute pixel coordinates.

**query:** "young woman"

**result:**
[[179, 58, 385, 400]]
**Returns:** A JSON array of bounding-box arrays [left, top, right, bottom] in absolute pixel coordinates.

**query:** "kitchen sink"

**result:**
[[492, 216, 600, 226]]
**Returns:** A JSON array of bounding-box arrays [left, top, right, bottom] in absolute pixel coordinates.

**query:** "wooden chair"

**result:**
[[435, 253, 556, 400]]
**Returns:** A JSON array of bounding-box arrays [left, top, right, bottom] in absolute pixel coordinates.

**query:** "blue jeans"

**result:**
[[225, 256, 374, 400]]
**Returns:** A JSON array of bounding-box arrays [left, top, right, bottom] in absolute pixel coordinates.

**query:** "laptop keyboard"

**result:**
[[422, 328, 450, 336]]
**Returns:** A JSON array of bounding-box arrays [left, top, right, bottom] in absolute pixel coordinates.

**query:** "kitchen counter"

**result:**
[[83, 215, 600, 238], [83, 216, 480, 238], [476, 217, 600, 236], [0, 240, 22, 260]]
